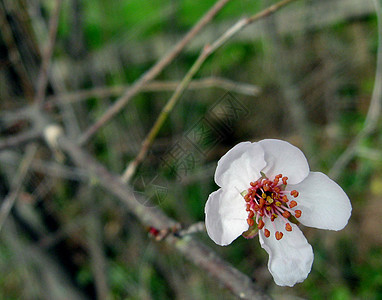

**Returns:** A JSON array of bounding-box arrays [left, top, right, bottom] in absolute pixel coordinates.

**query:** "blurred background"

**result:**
[[0, 0, 381, 299]]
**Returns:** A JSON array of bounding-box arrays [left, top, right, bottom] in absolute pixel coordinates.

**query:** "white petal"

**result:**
[[259, 218, 313, 287], [205, 188, 248, 246], [258, 139, 310, 184], [215, 142, 266, 191], [288, 172, 352, 230]]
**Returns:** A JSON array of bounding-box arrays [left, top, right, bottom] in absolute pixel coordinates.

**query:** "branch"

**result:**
[[45, 77, 260, 105], [121, 0, 299, 183], [329, 0, 382, 180], [77, 0, 232, 145], [0, 130, 41, 151], [0, 144, 37, 232], [27, 118, 270, 298], [34, 0, 62, 106]]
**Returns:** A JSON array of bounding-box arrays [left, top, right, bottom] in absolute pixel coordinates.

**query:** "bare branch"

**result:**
[[0, 130, 41, 151], [0, 143, 37, 232], [45, 77, 260, 105], [34, 0, 62, 106], [77, 0, 232, 145], [121, 0, 299, 183], [329, 0, 382, 180]]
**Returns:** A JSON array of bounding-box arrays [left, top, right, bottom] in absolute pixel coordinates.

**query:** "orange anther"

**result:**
[[282, 195, 289, 202], [289, 200, 297, 208], [291, 190, 299, 197], [246, 204, 251, 211], [259, 197, 265, 208], [295, 210, 302, 218], [264, 229, 270, 238], [282, 211, 291, 218], [248, 210, 255, 219], [274, 187, 281, 193], [275, 231, 284, 240], [258, 219, 265, 230], [263, 185, 270, 192], [247, 218, 254, 226], [276, 174, 283, 179], [250, 182, 256, 187], [271, 214, 275, 221], [285, 223, 292, 231], [253, 204, 260, 211], [282, 176, 288, 185], [245, 196, 251, 202]]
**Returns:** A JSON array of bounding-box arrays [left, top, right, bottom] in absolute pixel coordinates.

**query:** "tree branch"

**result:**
[[77, 0, 232, 145], [329, 0, 382, 180], [121, 0, 299, 183], [45, 77, 260, 106], [34, 0, 62, 106]]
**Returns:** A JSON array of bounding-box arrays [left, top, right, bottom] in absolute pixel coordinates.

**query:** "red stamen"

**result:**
[[275, 231, 283, 240], [248, 210, 254, 219], [282, 211, 291, 218], [285, 223, 292, 231], [264, 229, 270, 238], [289, 200, 297, 208], [247, 218, 254, 226], [258, 219, 265, 230], [291, 190, 299, 197], [295, 210, 302, 218], [282, 176, 288, 185]]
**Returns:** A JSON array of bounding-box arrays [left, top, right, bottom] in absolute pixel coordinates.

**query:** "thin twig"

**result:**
[[0, 144, 37, 232], [0, 130, 41, 151], [45, 77, 260, 105], [34, 0, 62, 106], [329, 0, 382, 180], [77, 0, 232, 145], [121, 0, 299, 183]]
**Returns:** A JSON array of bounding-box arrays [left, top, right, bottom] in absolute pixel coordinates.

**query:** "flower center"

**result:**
[[243, 174, 301, 240]]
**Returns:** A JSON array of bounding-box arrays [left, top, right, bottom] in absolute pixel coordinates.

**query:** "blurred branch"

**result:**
[[0, 143, 37, 232], [77, 0, 232, 145], [0, 151, 88, 181], [329, 0, 382, 180], [2, 217, 86, 299], [87, 208, 109, 300], [45, 77, 261, 105], [0, 130, 41, 151], [34, 0, 62, 106], [0, 1, 34, 100], [121, 0, 298, 183]]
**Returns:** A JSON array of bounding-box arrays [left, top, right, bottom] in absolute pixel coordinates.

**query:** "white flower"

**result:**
[[205, 139, 352, 287]]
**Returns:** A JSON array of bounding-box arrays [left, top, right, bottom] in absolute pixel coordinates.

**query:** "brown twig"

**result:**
[[121, 0, 299, 183], [45, 77, 260, 105], [329, 0, 382, 180], [77, 0, 232, 145], [34, 0, 62, 106]]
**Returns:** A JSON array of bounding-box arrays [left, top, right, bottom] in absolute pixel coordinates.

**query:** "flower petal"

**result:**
[[258, 139, 310, 184], [205, 188, 248, 246], [288, 172, 352, 230], [259, 218, 313, 287], [215, 142, 266, 191]]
